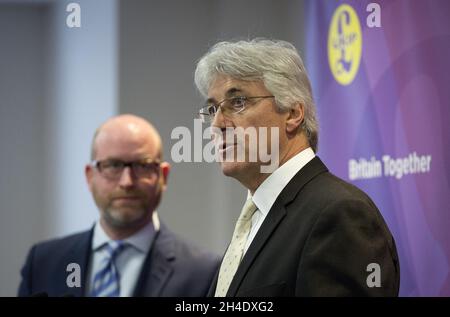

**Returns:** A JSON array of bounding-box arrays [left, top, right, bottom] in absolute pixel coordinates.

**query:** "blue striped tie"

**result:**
[[90, 240, 125, 297]]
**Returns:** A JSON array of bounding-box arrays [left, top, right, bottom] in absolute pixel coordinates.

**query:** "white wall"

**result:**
[[0, 5, 47, 297], [44, 0, 118, 237], [0, 0, 118, 296]]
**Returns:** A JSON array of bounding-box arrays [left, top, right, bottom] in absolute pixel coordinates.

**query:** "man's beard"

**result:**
[[102, 188, 162, 230], [102, 203, 150, 229]]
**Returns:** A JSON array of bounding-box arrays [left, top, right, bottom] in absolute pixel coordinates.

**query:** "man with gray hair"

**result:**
[[195, 39, 399, 296]]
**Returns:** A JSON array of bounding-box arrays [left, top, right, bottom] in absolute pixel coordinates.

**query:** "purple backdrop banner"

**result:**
[[305, 0, 450, 296]]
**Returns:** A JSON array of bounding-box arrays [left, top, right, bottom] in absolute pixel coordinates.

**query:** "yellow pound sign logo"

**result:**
[[328, 4, 362, 85]]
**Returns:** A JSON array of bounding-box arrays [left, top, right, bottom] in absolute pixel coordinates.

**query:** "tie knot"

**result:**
[[238, 198, 257, 222], [105, 240, 125, 259]]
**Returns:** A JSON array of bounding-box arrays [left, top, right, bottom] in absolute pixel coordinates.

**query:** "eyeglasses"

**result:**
[[198, 95, 274, 123], [92, 159, 161, 180]]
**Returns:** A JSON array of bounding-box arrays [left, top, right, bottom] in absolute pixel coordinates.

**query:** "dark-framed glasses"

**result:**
[[92, 158, 161, 179], [198, 95, 274, 123]]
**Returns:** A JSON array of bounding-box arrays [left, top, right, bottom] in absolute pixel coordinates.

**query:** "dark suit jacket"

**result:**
[[18, 222, 220, 297], [208, 157, 400, 297]]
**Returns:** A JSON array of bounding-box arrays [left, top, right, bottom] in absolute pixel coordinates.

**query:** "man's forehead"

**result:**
[[209, 76, 245, 92], [94, 130, 158, 158], [208, 76, 266, 98]]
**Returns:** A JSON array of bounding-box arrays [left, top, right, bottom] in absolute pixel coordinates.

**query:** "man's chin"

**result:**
[[220, 161, 248, 178], [104, 208, 149, 229]]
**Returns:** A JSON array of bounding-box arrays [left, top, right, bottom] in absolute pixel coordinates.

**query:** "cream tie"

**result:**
[[215, 198, 258, 297]]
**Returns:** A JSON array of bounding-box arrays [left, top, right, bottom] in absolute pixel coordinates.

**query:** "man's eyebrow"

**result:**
[[225, 87, 243, 97], [97, 156, 153, 162], [95, 157, 123, 162], [206, 87, 244, 104]]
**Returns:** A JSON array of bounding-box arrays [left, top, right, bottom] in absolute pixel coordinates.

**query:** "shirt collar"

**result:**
[[249, 147, 315, 216], [92, 211, 160, 254]]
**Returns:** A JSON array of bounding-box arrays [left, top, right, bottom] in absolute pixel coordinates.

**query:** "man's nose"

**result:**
[[118, 166, 135, 188], [211, 107, 227, 128]]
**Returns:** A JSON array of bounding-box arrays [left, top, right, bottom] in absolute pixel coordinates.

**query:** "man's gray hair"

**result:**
[[194, 38, 318, 152]]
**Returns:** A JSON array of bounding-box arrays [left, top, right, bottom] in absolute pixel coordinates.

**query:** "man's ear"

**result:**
[[159, 162, 171, 191], [286, 103, 304, 134], [85, 164, 94, 193]]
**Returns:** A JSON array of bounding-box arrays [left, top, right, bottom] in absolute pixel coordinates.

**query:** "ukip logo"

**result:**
[[328, 4, 362, 85]]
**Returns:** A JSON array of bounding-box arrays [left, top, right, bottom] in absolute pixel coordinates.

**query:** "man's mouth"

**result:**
[[112, 196, 140, 202], [217, 142, 236, 154]]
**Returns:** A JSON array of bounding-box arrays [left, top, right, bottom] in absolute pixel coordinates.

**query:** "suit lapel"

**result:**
[[133, 224, 175, 296], [226, 156, 329, 296], [207, 272, 219, 297]]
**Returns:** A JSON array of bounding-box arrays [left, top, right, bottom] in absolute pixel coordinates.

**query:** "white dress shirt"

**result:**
[[85, 212, 160, 297], [243, 147, 315, 254]]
